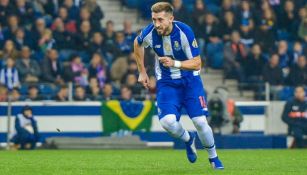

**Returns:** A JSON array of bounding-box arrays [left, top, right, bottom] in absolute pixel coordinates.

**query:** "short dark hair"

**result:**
[[151, 2, 174, 14]]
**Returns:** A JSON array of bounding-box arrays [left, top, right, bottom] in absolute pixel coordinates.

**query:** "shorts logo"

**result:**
[[173, 41, 181, 51]]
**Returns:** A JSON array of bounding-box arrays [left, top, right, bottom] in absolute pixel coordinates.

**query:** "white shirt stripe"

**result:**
[[155, 56, 162, 80], [176, 24, 193, 59]]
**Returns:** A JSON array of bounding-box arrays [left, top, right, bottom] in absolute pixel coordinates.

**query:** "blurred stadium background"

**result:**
[[0, 0, 307, 174]]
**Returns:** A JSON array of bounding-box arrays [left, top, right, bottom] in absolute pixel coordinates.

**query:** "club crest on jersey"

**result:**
[[192, 39, 198, 48], [173, 41, 181, 51]]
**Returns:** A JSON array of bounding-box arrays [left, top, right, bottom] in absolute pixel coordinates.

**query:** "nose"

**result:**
[[154, 21, 160, 29]]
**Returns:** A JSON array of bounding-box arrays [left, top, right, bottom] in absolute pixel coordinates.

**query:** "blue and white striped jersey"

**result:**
[[137, 21, 200, 80]]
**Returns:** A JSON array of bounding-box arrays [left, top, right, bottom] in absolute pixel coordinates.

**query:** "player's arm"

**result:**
[[159, 55, 201, 71], [134, 38, 150, 89]]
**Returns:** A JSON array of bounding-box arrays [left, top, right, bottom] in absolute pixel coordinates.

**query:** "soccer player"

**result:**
[[133, 2, 224, 170]]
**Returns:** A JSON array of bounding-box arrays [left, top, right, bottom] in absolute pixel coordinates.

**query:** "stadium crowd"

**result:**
[[0, 0, 306, 102], [0, 0, 157, 102]]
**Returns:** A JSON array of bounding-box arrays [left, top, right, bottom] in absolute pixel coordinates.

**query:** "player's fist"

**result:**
[[138, 72, 150, 89], [159, 57, 174, 67]]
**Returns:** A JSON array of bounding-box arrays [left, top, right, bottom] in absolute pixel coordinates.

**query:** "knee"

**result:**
[[192, 117, 210, 131], [159, 114, 177, 130]]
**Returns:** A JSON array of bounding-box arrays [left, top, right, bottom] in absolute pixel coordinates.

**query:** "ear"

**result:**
[[169, 15, 174, 22]]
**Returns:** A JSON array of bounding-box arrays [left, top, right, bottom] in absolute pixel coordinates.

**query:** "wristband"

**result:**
[[174, 60, 182, 68]]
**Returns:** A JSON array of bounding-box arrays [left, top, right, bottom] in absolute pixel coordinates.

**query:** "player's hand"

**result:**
[[159, 56, 174, 67], [138, 71, 150, 89]]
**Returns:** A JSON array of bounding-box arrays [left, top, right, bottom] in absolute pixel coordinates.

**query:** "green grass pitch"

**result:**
[[0, 149, 306, 175]]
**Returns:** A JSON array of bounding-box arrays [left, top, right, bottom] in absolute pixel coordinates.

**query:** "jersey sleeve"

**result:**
[[180, 25, 200, 58], [136, 24, 154, 48]]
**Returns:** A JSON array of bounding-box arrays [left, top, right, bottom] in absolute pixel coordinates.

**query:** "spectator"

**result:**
[[223, 31, 248, 82], [115, 31, 131, 56], [239, 19, 255, 47], [0, 0, 15, 26], [0, 40, 19, 62], [219, 0, 237, 18], [15, 0, 35, 26], [236, 0, 256, 27], [219, 11, 239, 42], [38, 29, 56, 55], [122, 19, 137, 46], [120, 85, 132, 101], [102, 83, 113, 100], [262, 54, 284, 100], [74, 85, 90, 101], [87, 77, 102, 100], [88, 53, 107, 88], [282, 86, 307, 148], [51, 18, 76, 58], [289, 41, 304, 65], [4, 15, 20, 40], [200, 13, 220, 44], [39, 0, 57, 17], [277, 40, 290, 69], [78, 7, 100, 32], [255, 7, 276, 53], [172, 0, 190, 25], [53, 84, 68, 101], [13, 28, 33, 50], [16, 46, 41, 83], [88, 32, 107, 56], [287, 55, 307, 86], [0, 23, 5, 48], [11, 106, 39, 150], [63, 54, 88, 86], [245, 44, 266, 81], [63, 0, 79, 21], [76, 20, 92, 54], [103, 20, 116, 46], [25, 85, 42, 101], [31, 18, 46, 50], [298, 6, 307, 26], [278, 0, 298, 38], [298, 16, 307, 42], [191, 0, 206, 38], [41, 49, 64, 84], [124, 73, 142, 99], [0, 58, 20, 90], [191, 0, 206, 58], [57, 6, 77, 33], [81, 0, 104, 26], [11, 87, 21, 101]]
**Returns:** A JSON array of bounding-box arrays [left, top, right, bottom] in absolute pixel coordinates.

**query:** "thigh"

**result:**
[[157, 81, 183, 120], [183, 76, 209, 118]]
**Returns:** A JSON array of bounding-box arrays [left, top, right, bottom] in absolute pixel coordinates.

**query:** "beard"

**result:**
[[155, 25, 171, 36]]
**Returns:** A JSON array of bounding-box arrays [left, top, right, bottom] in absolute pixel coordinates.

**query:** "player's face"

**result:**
[[152, 11, 174, 36]]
